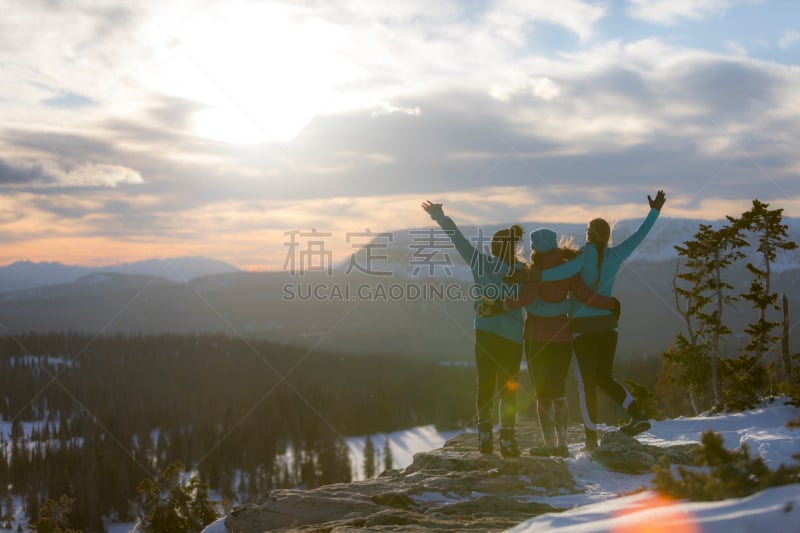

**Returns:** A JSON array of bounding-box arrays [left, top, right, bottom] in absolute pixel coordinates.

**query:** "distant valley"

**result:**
[[1, 216, 798, 359]]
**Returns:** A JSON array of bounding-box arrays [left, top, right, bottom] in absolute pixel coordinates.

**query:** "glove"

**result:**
[[504, 265, 541, 284], [477, 296, 507, 318], [648, 190, 666, 211], [611, 297, 621, 317]]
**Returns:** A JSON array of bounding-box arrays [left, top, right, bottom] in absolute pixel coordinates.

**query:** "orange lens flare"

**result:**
[[612, 493, 700, 533]]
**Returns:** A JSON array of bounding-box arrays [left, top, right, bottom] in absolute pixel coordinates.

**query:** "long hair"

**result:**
[[530, 234, 579, 268], [587, 218, 611, 289], [491, 225, 523, 265]]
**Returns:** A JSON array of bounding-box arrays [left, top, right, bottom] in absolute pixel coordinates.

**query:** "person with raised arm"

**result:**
[[479, 229, 619, 457], [421, 200, 524, 457], [503, 191, 666, 450]]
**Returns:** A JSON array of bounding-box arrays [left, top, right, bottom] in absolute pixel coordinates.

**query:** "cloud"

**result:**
[[725, 40, 748, 56], [0, 1, 798, 268], [625, 0, 736, 25], [56, 162, 145, 187], [0, 157, 143, 189], [42, 91, 97, 108], [0, 159, 56, 184], [779, 30, 800, 49]]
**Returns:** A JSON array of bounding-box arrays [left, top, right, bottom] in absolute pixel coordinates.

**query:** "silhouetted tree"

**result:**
[[735, 199, 797, 362], [672, 222, 746, 408], [363, 436, 376, 479], [383, 437, 393, 471], [135, 462, 218, 533]]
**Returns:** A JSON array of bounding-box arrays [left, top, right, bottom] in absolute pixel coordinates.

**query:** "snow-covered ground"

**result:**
[[345, 424, 461, 481], [204, 401, 800, 533], [204, 400, 800, 533], [511, 398, 800, 532], [48, 400, 800, 532]]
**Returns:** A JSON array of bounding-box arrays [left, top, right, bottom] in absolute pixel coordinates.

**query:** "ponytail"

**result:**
[[593, 244, 605, 290], [587, 218, 611, 290]]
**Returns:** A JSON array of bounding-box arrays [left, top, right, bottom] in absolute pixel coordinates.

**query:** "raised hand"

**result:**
[[421, 200, 445, 220], [648, 190, 666, 211]]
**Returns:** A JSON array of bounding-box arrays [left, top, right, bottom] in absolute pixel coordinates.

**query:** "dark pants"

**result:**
[[475, 330, 523, 428], [525, 340, 571, 399], [573, 330, 633, 441]]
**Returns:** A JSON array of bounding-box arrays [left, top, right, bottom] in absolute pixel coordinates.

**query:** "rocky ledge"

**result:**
[[225, 421, 698, 532]]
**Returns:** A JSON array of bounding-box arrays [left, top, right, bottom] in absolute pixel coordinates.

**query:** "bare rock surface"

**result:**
[[593, 429, 697, 474], [224, 420, 698, 532]]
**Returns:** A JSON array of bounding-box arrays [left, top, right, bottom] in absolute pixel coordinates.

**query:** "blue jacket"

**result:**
[[432, 215, 524, 344], [538, 208, 660, 319]]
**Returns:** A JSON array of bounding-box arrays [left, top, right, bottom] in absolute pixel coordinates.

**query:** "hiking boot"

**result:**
[[478, 422, 493, 453], [620, 418, 651, 436], [499, 427, 520, 458], [620, 402, 651, 436], [528, 445, 569, 457], [528, 445, 551, 457], [551, 444, 569, 458], [536, 399, 557, 448], [553, 397, 569, 449]]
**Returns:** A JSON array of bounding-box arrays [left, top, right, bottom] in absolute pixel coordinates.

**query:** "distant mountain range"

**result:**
[[0, 217, 797, 359], [0, 256, 240, 292]]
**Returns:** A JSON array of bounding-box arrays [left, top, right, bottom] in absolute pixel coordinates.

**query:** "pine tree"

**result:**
[[363, 435, 376, 479], [719, 354, 768, 411], [383, 437, 393, 471], [28, 494, 79, 533], [735, 199, 798, 363], [670, 222, 745, 409], [781, 294, 793, 384], [3, 494, 13, 529], [135, 462, 218, 533], [652, 430, 800, 501]]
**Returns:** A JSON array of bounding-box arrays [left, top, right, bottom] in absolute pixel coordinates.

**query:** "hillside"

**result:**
[[0, 217, 797, 358], [209, 400, 800, 532]]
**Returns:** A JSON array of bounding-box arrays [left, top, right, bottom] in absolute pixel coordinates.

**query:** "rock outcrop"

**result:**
[[224, 421, 698, 532]]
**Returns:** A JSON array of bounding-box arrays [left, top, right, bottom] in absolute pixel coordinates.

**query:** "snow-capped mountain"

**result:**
[[0, 256, 240, 292]]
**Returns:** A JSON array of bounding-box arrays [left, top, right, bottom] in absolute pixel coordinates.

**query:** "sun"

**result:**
[[153, 3, 357, 143]]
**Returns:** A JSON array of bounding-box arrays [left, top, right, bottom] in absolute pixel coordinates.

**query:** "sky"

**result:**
[[1, 0, 799, 270]]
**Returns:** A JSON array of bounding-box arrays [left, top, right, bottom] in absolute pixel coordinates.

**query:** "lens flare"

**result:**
[[611, 493, 700, 533]]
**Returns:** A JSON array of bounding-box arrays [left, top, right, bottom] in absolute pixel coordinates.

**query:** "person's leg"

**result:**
[[475, 330, 498, 452], [497, 337, 523, 430], [552, 397, 570, 456], [593, 330, 633, 408], [526, 342, 555, 454], [573, 333, 600, 449], [545, 343, 572, 456], [591, 330, 651, 436], [496, 336, 523, 457], [528, 342, 571, 456], [534, 342, 571, 457]]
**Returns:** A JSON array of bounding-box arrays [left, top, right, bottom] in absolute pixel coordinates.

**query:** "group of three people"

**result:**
[[421, 190, 666, 457]]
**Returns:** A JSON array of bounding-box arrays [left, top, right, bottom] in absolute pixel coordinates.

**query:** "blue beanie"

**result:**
[[530, 228, 558, 253]]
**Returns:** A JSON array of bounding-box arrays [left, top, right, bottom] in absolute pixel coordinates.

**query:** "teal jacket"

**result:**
[[538, 208, 660, 320], [432, 215, 524, 344]]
